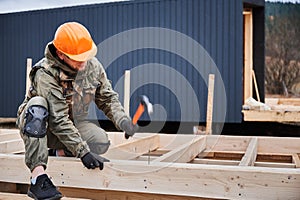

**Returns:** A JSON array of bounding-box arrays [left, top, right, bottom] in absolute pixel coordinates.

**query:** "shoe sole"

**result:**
[[28, 191, 63, 200]]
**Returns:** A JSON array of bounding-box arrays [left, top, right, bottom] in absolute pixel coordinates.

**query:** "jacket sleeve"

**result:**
[[34, 69, 90, 158], [94, 63, 130, 129]]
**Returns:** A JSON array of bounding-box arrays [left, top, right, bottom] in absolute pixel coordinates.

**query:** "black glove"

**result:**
[[81, 152, 109, 170], [120, 119, 139, 139]]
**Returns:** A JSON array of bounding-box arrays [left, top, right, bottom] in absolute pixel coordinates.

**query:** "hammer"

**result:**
[[125, 95, 153, 139]]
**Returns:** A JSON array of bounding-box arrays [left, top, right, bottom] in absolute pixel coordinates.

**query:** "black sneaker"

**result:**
[[28, 174, 62, 200]]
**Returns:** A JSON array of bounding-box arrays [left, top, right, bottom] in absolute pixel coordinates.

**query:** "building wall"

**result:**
[[0, 0, 263, 123]]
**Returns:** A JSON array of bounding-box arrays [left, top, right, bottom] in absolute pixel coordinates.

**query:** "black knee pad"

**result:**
[[24, 105, 49, 138]]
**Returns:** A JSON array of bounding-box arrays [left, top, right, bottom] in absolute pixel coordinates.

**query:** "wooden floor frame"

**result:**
[[0, 129, 299, 199]]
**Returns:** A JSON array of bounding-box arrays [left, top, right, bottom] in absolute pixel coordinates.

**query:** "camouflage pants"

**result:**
[[17, 96, 110, 171]]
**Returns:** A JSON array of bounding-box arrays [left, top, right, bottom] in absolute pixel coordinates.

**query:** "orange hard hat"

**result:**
[[53, 22, 97, 62]]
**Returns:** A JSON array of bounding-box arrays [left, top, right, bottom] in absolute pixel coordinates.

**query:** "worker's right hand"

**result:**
[[120, 119, 139, 139], [81, 152, 109, 170]]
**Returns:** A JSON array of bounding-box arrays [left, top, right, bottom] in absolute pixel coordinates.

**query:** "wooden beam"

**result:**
[[0, 129, 19, 135], [239, 137, 258, 166], [242, 110, 300, 122], [0, 192, 90, 200], [103, 134, 160, 160], [243, 9, 253, 103], [192, 158, 239, 166], [0, 118, 16, 124], [0, 154, 299, 200], [60, 187, 217, 200], [152, 136, 206, 163], [123, 70, 130, 116], [254, 162, 295, 169], [0, 133, 21, 142], [25, 58, 32, 97], [206, 74, 215, 135], [292, 154, 300, 168], [0, 139, 24, 153], [266, 98, 300, 106]]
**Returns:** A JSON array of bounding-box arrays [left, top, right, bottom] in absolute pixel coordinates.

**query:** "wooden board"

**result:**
[[0, 192, 90, 200], [242, 110, 300, 122], [243, 97, 300, 122]]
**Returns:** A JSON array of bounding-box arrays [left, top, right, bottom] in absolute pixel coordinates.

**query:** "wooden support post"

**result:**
[[26, 58, 32, 97], [124, 70, 131, 116], [206, 74, 215, 135], [103, 134, 160, 160], [153, 136, 206, 163], [243, 10, 253, 103], [239, 137, 258, 166]]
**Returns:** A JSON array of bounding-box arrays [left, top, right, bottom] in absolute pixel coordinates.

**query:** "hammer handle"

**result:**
[[132, 103, 145, 125]]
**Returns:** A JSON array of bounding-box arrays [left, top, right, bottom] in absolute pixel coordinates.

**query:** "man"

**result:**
[[17, 21, 138, 200]]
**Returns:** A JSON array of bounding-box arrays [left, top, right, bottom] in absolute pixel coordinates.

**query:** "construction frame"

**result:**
[[0, 129, 299, 199]]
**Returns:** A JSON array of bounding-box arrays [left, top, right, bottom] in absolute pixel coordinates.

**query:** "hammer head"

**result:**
[[139, 95, 153, 115]]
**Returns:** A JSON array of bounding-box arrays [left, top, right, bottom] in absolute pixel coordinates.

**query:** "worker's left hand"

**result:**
[[81, 152, 109, 170], [120, 119, 139, 139]]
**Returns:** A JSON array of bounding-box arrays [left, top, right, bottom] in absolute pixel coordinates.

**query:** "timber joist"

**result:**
[[0, 129, 299, 199]]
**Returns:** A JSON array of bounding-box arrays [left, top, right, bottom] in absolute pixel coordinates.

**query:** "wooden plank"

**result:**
[[0, 118, 17, 124], [0, 133, 21, 142], [0, 129, 19, 135], [60, 187, 218, 200], [242, 110, 300, 122], [254, 162, 295, 169], [268, 98, 300, 106], [0, 192, 90, 200], [123, 70, 130, 116], [0, 139, 24, 153], [152, 136, 206, 163], [292, 154, 300, 168], [26, 58, 32, 97], [103, 134, 160, 160], [243, 9, 253, 103], [206, 74, 215, 135], [158, 134, 201, 150], [239, 137, 258, 166], [0, 154, 299, 200], [192, 158, 239, 166]]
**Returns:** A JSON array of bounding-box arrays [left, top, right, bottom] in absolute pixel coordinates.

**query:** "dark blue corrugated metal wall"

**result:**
[[0, 0, 244, 123]]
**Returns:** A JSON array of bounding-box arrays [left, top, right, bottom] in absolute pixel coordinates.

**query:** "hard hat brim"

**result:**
[[64, 42, 97, 62]]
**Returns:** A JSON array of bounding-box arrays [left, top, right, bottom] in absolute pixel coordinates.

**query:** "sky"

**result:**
[[0, 0, 299, 14]]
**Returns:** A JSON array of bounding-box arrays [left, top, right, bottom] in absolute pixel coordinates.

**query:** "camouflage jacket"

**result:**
[[17, 43, 130, 158]]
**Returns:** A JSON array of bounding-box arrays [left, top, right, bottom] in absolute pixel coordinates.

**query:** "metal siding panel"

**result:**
[[0, 0, 245, 123]]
